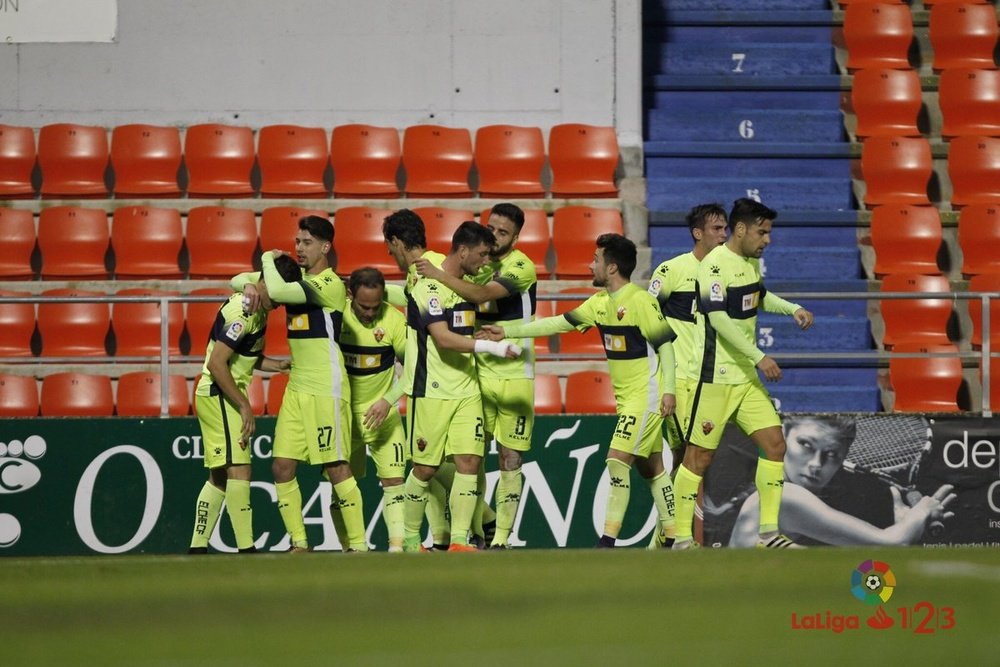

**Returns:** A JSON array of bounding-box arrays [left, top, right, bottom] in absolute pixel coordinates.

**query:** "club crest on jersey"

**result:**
[[427, 296, 443, 316], [225, 321, 244, 341], [416, 438, 427, 452], [616, 306, 626, 321], [373, 327, 385, 342], [709, 281, 724, 302], [648, 278, 662, 295], [701, 420, 715, 435]]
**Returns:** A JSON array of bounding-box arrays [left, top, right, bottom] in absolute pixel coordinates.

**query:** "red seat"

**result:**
[[111, 289, 183, 357], [183, 124, 255, 197], [860, 136, 932, 207], [967, 273, 1000, 348], [402, 125, 473, 197], [564, 370, 616, 414], [548, 124, 619, 197], [260, 206, 329, 255], [110, 124, 182, 196], [265, 307, 290, 357], [0, 208, 36, 279], [0, 290, 35, 357], [940, 69, 1000, 139], [843, 3, 914, 71], [959, 205, 1000, 276], [0, 125, 37, 198], [116, 372, 190, 416], [412, 207, 475, 253], [534, 374, 564, 414], [838, 0, 903, 5], [552, 207, 624, 278], [870, 205, 942, 277], [481, 207, 550, 278], [332, 207, 401, 278], [889, 343, 963, 412], [330, 124, 401, 198], [924, 0, 990, 5], [474, 125, 545, 197], [186, 207, 259, 278], [38, 123, 109, 197], [985, 356, 1000, 412], [554, 287, 605, 355], [930, 3, 999, 71], [111, 206, 184, 278], [184, 287, 231, 353], [266, 373, 290, 415], [851, 69, 922, 139], [533, 297, 556, 355], [41, 373, 114, 417], [879, 273, 953, 349], [37, 206, 109, 279], [948, 136, 1000, 207], [258, 124, 329, 197], [37, 289, 110, 357], [0, 374, 39, 417]]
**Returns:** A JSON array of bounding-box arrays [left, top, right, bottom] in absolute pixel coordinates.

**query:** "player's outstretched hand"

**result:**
[[793, 308, 814, 330], [414, 257, 444, 281], [238, 402, 255, 450], [756, 355, 782, 382], [363, 398, 391, 430], [276, 359, 291, 373], [660, 393, 676, 418], [476, 324, 506, 341], [242, 283, 263, 315]]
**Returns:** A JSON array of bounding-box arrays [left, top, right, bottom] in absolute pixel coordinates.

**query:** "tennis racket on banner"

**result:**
[[841, 415, 945, 537]]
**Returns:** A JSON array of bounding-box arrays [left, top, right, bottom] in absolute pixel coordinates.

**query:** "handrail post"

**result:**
[[983, 293, 992, 418], [160, 296, 170, 418]]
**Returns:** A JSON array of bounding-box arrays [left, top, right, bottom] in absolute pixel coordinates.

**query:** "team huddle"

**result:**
[[188, 199, 816, 553]]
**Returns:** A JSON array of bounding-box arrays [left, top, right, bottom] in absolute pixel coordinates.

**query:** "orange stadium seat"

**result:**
[[260, 206, 329, 255], [110, 124, 182, 196], [264, 307, 290, 357], [533, 296, 556, 355], [38, 123, 109, 197], [116, 372, 190, 417], [843, 3, 914, 71], [37, 206, 109, 279], [402, 125, 473, 197], [879, 273, 953, 349], [959, 204, 1000, 276], [0, 374, 40, 417], [930, 3, 999, 71], [0, 124, 37, 198], [534, 374, 564, 414], [111, 206, 184, 278], [332, 207, 401, 278], [266, 372, 289, 415], [940, 69, 1000, 139], [552, 207, 624, 278], [41, 372, 114, 417], [839, 0, 903, 5], [985, 357, 1000, 412], [889, 343, 962, 412], [860, 136, 932, 207], [412, 207, 475, 253], [183, 124, 255, 197], [481, 207, 550, 277], [0, 208, 36, 279], [184, 287, 230, 353], [548, 124, 619, 197], [565, 370, 616, 414], [870, 205, 943, 277], [948, 136, 1000, 207], [967, 273, 1000, 349], [37, 289, 110, 357], [0, 290, 35, 357], [330, 124, 401, 198], [851, 69, 922, 139], [554, 287, 604, 355], [186, 207, 259, 278], [474, 125, 545, 197], [111, 289, 183, 357], [924, 0, 989, 5], [258, 124, 329, 197]]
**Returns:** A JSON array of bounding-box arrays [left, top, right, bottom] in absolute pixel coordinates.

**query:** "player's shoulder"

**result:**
[[503, 249, 536, 279], [304, 268, 344, 293], [379, 302, 407, 327]]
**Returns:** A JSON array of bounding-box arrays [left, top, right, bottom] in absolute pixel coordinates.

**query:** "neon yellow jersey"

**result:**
[[405, 277, 479, 399], [340, 300, 407, 412], [406, 250, 446, 296], [283, 268, 350, 399], [471, 248, 537, 379], [196, 294, 268, 396], [649, 252, 700, 381]]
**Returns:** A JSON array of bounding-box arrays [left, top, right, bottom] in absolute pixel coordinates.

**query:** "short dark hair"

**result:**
[[272, 254, 302, 283], [348, 267, 386, 295], [299, 215, 333, 243], [728, 198, 777, 233], [489, 203, 525, 233], [382, 209, 426, 250], [686, 203, 727, 239], [596, 233, 636, 279], [451, 220, 496, 253]]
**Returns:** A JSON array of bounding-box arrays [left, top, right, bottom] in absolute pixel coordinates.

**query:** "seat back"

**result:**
[[38, 123, 109, 197], [534, 374, 564, 414], [266, 372, 290, 415], [554, 287, 604, 354], [402, 125, 473, 197], [258, 124, 329, 197], [889, 343, 962, 412], [186, 207, 259, 278], [0, 208, 36, 279], [967, 273, 1000, 348], [930, 3, 999, 71], [411, 207, 476, 254], [860, 136, 932, 206], [111, 289, 183, 357], [0, 125, 37, 197], [111, 206, 184, 278], [264, 307, 290, 357], [260, 206, 329, 255], [552, 207, 624, 278], [110, 124, 182, 196], [870, 205, 942, 277], [332, 207, 401, 278], [948, 136, 1000, 207], [939, 69, 1000, 139], [185, 287, 231, 353], [330, 124, 401, 197], [41, 373, 114, 416], [183, 124, 255, 196], [38, 206, 109, 279], [958, 204, 1000, 276], [0, 374, 39, 417], [844, 3, 914, 70], [564, 370, 616, 414], [116, 372, 190, 416], [474, 125, 545, 197], [0, 290, 35, 357], [548, 124, 619, 197], [879, 273, 953, 349], [852, 69, 922, 138]]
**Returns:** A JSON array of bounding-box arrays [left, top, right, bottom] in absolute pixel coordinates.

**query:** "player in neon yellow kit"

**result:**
[[480, 233, 678, 548], [672, 198, 814, 550]]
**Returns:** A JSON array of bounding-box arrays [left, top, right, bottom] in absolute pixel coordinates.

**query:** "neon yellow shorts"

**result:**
[[196, 390, 252, 469], [664, 375, 695, 450], [686, 379, 781, 450], [273, 387, 352, 465], [609, 410, 664, 459], [351, 407, 408, 480], [407, 394, 485, 466], [479, 375, 534, 452]]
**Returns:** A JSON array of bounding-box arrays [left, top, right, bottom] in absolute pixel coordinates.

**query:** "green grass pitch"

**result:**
[[1, 547, 996, 666]]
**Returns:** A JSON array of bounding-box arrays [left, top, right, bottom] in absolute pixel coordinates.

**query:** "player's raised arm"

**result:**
[[763, 292, 813, 330]]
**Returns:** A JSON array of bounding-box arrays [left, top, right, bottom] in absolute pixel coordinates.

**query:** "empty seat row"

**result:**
[[0, 123, 619, 199], [0, 204, 622, 280]]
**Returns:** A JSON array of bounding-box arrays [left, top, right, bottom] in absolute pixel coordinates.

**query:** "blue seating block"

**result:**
[[769, 368, 882, 413], [649, 90, 842, 112], [647, 109, 844, 143], [659, 44, 834, 76], [757, 314, 872, 352], [647, 0, 829, 10]]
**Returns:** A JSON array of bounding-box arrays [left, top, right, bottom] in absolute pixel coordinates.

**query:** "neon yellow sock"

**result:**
[[449, 472, 481, 546], [382, 483, 406, 551], [403, 472, 430, 547], [426, 473, 451, 545], [471, 462, 488, 539], [333, 477, 367, 552], [225, 479, 254, 550], [646, 470, 676, 538], [328, 488, 348, 550], [756, 458, 785, 535], [673, 464, 702, 541], [603, 459, 631, 539], [190, 482, 225, 549], [276, 479, 308, 548], [493, 468, 522, 546]]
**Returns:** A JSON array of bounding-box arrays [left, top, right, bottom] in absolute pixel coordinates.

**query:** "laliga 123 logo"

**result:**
[[0, 434, 48, 548]]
